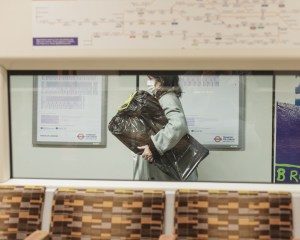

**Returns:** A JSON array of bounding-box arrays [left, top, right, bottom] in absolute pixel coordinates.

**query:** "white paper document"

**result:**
[[180, 75, 241, 148], [35, 75, 105, 145]]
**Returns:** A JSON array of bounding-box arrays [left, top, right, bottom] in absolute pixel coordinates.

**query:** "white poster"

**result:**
[[33, 75, 106, 146], [180, 75, 243, 149]]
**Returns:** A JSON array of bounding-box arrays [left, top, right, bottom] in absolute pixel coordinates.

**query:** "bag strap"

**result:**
[[117, 91, 137, 111]]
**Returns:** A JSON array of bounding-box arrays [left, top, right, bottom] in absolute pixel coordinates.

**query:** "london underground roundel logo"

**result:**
[[77, 133, 85, 140], [214, 136, 222, 142]]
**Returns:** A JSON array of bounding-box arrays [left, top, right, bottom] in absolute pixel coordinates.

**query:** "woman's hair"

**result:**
[[151, 75, 182, 97]]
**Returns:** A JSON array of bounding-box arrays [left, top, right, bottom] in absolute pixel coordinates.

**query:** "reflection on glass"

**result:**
[[9, 71, 276, 183]]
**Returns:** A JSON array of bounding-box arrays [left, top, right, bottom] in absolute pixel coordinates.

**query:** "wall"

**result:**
[[1, 0, 300, 70], [0, 67, 10, 182]]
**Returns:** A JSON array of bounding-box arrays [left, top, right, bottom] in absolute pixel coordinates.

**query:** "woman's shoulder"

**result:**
[[158, 91, 177, 100], [156, 89, 177, 99], [158, 91, 182, 107]]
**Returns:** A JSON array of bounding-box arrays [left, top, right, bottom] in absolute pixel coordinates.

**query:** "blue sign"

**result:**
[[275, 102, 300, 183]]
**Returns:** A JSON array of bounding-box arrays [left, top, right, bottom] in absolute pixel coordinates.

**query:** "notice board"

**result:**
[[179, 75, 245, 149], [32, 75, 107, 146]]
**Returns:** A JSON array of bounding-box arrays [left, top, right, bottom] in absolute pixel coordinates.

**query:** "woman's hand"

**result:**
[[137, 145, 153, 162]]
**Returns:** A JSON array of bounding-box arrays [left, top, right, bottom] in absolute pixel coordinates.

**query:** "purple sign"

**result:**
[[33, 37, 78, 46], [275, 102, 300, 183]]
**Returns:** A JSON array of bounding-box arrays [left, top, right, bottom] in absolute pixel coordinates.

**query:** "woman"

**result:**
[[133, 75, 198, 181]]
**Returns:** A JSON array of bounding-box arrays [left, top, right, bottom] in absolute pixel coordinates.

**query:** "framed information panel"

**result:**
[[33, 75, 107, 146], [179, 75, 245, 150]]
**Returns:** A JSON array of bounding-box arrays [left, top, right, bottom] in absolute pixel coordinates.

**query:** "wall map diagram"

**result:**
[[32, 0, 300, 48]]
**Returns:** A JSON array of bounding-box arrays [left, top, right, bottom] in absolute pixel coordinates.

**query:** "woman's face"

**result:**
[[147, 76, 161, 89]]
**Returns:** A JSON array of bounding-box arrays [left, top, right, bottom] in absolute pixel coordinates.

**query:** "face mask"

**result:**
[[146, 80, 156, 94]]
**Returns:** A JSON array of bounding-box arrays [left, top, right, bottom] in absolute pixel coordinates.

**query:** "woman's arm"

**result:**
[[150, 92, 188, 155]]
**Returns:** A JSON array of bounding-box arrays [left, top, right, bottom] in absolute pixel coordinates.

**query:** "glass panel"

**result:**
[[10, 74, 136, 180], [9, 72, 274, 182]]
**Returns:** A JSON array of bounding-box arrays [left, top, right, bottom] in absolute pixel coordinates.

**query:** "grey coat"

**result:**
[[133, 92, 198, 181]]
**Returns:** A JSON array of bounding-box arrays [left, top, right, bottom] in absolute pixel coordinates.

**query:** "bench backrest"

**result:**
[[175, 189, 293, 239], [0, 186, 45, 240], [50, 188, 165, 239]]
